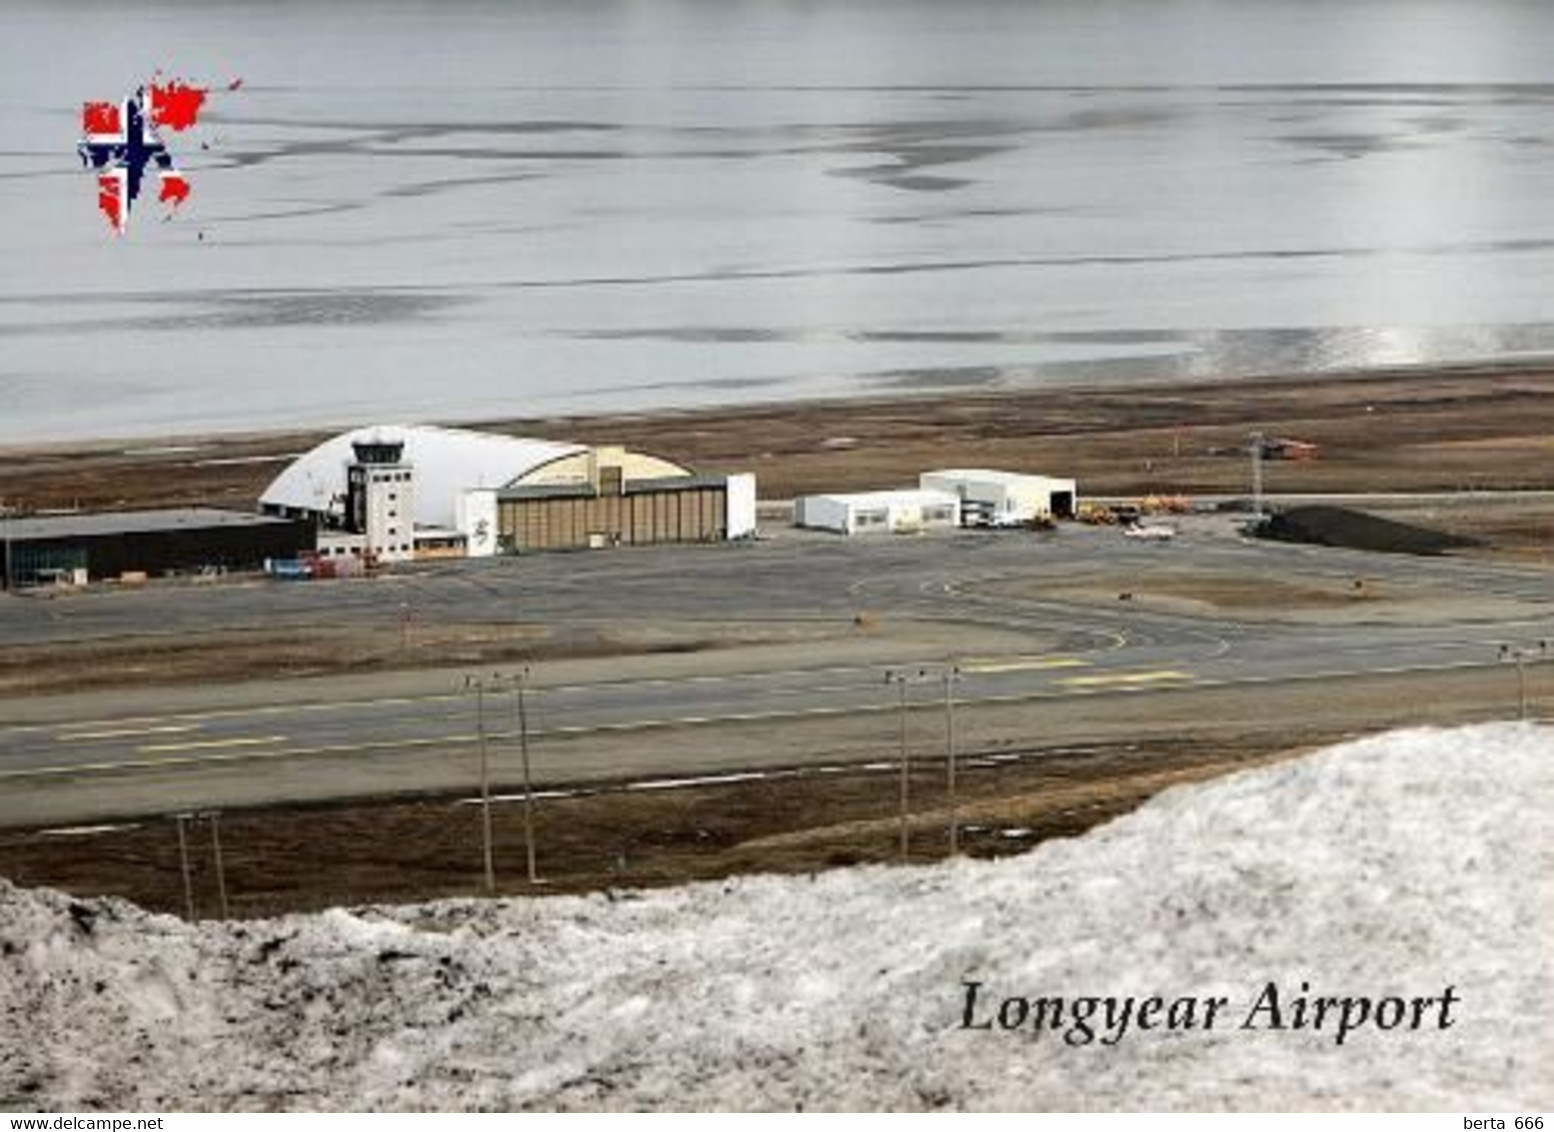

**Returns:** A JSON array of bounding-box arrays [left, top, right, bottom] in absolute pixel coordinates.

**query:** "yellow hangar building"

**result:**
[[259, 425, 755, 561]]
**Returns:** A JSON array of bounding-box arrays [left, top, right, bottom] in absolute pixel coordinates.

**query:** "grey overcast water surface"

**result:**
[[5, 1, 1554, 444]]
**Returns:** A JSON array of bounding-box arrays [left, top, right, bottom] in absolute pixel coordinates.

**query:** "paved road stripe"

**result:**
[[1059, 670, 1194, 688], [136, 735, 289, 754], [0, 734, 478, 780], [963, 656, 1090, 674], [0, 695, 467, 737], [56, 724, 201, 742]]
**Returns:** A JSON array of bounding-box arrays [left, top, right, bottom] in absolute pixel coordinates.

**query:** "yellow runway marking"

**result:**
[[0, 694, 466, 737], [962, 656, 1090, 674], [57, 724, 201, 742], [1059, 670, 1194, 688], [136, 735, 288, 754], [0, 735, 477, 780]]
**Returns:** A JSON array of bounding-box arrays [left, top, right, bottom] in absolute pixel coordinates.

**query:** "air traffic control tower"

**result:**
[[345, 438, 416, 564]]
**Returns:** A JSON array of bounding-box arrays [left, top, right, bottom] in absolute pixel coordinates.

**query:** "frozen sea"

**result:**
[[7, 1, 1554, 443]]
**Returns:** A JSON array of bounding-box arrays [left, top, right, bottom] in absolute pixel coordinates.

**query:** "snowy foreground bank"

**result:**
[[3, 724, 1550, 1111]]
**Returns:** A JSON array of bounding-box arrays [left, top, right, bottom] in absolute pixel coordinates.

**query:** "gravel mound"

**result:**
[[2, 724, 1549, 1111], [1257, 505, 1480, 555]]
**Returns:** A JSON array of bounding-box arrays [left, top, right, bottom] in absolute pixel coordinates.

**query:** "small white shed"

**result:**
[[794, 489, 961, 535]]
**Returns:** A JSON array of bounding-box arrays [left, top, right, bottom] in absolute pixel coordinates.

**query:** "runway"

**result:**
[[1, 520, 1549, 827]]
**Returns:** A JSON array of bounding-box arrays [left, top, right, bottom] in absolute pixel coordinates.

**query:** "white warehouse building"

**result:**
[[918, 468, 1077, 526], [794, 489, 960, 536]]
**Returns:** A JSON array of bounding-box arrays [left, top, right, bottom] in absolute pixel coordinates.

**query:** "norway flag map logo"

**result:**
[[77, 78, 217, 234]]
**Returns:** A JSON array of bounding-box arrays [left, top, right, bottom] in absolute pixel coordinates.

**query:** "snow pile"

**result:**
[[3, 724, 1549, 1111]]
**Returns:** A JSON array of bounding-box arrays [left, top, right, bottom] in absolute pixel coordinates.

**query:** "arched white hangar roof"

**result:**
[[260, 425, 585, 530]]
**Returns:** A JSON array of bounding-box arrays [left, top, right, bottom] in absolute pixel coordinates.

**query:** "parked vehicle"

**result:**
[[264, 557, 313, 580], [1123, 523, 1177, 541]]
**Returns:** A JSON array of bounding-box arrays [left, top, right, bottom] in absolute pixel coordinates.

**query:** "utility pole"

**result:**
[[208, 811, 230, 920], [1249, 432, 1265, 520], [885, 667, 935, 861], [466, 668, 546, 892], [2, 499, 12, 593], [511, 664, 539, 884], [884, 670, 911, 860], [1499, 641, 1549, 721], [944, 661, 963, 856], [464, 674, 497, 893], [174, 813, 196, 922]]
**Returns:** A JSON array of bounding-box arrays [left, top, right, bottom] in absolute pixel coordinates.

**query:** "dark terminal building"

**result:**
[[1, 508, 311, 590]]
